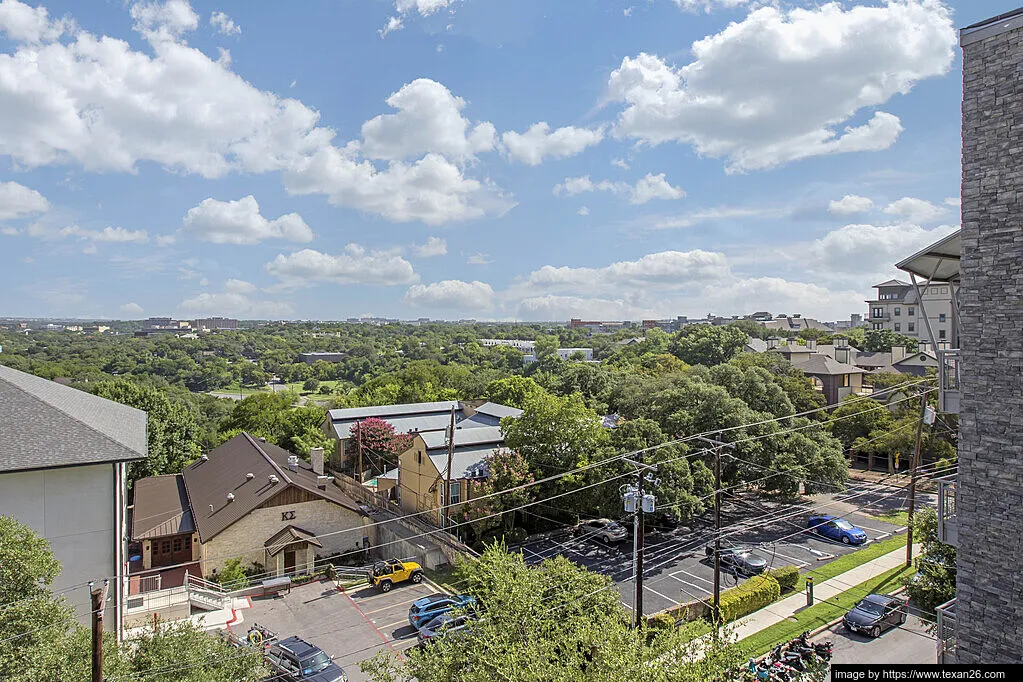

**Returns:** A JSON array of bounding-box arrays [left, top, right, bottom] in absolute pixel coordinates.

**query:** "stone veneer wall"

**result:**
[[200, 499, 372, 577], [957, 17, 1023, 664]]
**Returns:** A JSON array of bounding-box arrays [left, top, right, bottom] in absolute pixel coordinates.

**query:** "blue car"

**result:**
[[408, 594, 475, 630], [807, 515, 868, 545]]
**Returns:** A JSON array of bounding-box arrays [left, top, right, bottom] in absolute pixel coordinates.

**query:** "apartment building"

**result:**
[[866, 279, 954, 342], [929, 8, 1023, 664]]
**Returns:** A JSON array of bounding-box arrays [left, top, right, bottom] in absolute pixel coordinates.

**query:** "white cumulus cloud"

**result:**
[[210, 10, 240, 35], [360, 79, 496, 161], [130, 0, 199, 40], [0, 0, 70, 43], [179, 291, 293, 318], [883, 197, 946, 224], [0, 181, 49, 220], [405, 279, 494, 311], [266, 245, 419, 289], [502, 123, 604, 165], [606, 1, 955, 172], [553, 173, 683, 204], [60, 225, 149, 243], [182, 196, 313, 245], [412, 236, 447, 258], [120, 302, 144, 314], [828, 195, 875, 216], [224, 278, 257, 294]]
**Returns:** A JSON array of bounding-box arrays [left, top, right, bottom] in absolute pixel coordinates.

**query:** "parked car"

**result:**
[[408, 594, 476, 631], [265, 636, 348, 682], [843, 593, 907, 638], [705, 544, 768, 576], [577, 518, 628, 544], [648, 512, 681, 533], [807, 515, 868, 544], [368, 558, 425, 592], [417, 612, 474, 648]]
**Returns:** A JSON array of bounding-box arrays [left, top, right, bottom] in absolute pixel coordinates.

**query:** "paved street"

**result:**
[[816, 613, 938, 664], [517, 485, 907, 615], [240, 578, 441, 682]]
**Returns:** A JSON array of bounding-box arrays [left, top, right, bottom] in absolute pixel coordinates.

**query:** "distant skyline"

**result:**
[[0, 0, 1000, 321]]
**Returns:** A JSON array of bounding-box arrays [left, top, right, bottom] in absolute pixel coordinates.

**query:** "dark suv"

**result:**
[[266, 636, 348, 682]]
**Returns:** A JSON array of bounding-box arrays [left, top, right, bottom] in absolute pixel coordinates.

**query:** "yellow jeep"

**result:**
[[369, 558, 425, 592]]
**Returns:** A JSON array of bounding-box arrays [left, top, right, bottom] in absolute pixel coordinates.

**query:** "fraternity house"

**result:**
[[131, 433, 371, 582]]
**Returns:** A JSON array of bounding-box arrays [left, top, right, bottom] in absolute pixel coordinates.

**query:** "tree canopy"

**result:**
[[669, 325, 749, 367]]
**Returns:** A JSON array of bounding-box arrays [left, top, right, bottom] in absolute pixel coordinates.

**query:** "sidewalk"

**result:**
[[728, 543, 919, 642]]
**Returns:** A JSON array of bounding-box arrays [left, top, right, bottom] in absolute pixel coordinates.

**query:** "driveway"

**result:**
[[517, 488, 907, 616], [240, 578, 443, 682], [815, 613, 937, 664]]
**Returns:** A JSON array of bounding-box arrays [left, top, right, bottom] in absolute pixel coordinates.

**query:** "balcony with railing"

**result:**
[[936, 598, 956, 663], [937, 474, 957, 547], [938, 348, 961, 414]]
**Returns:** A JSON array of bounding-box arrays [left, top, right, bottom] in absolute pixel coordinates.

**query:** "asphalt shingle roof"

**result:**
[[0, 365, 147, 473], [793, 354, 867, 377]]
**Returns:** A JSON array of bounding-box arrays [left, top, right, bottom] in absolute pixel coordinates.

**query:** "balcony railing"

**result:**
[[937, 474, 957, 547], [936, 598, 957, 663], [938, 348, 961, 414]]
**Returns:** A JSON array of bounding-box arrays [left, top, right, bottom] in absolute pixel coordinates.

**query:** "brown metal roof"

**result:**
[[132, 474, 195, 540], [264, 525, 323, 556], [182, 433, 363, 543]]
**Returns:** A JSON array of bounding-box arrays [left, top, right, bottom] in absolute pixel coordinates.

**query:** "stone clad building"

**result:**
[[132, 433, 371, 581], [954, 8, 1023, 663]]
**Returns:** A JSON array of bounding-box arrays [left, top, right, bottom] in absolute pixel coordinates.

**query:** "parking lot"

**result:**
[[815, 611, 937, 664], [517, 490, 907, 615], [240, 577, 443, 682]]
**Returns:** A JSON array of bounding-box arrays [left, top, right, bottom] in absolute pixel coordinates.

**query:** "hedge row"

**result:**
[[719, 574, 780, 623], [766, 565, 800, 592]]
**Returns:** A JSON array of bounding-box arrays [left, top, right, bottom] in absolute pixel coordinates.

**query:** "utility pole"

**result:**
[[443, 405, 455, 529], [90, 579, 109, 682], [624, 456, 657, 628], [906, 389, 931, 566], [697, 436, 735, 636]]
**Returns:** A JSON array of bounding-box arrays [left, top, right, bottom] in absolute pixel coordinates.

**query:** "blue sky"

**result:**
[[0, 0, 1009, 321]]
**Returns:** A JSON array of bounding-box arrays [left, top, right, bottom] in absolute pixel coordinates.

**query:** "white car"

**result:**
[[578, 518, 628, 544]]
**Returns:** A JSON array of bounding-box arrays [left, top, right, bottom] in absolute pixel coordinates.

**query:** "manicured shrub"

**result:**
[[718, 574, 780, 623], [646, 612, 675, 630], [766, 565, 800, 592]]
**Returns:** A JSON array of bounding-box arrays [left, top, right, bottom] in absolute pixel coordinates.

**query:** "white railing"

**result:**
[[936, 598, 956, 663], [137, 574, 161, 593], [185, 574, 230, 611], [937, 475, 957, 547], [938, 348, 961, 414]]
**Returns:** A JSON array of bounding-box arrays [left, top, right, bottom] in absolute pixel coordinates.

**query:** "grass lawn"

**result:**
[[211, 383, 265, 397], [868, 510, 911, 527], [793, 533, 907, 593], [739, 564, 914, 657], [423, 565, 466, 594]]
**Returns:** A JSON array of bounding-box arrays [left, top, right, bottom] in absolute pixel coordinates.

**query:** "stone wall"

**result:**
[[200, 499, 372, 577], [957, 18, 1023, 664]]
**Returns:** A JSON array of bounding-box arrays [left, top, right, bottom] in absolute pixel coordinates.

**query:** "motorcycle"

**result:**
[[772, 645, 806, 673]]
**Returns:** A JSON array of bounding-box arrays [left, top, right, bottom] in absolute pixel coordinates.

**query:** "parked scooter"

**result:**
[[772, 645, 807, 673]]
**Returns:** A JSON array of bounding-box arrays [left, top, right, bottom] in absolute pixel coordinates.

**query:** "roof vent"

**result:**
[[209, 504, 214, 513], [287, 455, 299, 472], [226, 492, 235, 502], [200, 454, 209, 462], [246, 472, 254, 480], [269, 474, 280, 485], [258, 437, 267, 443]]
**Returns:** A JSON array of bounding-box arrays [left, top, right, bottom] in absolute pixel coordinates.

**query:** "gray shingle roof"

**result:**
[[182, 433, 361, 543], [793, 354, 866, 376], [0, 365, 147, 473], [421, 426, 505, 451], [429, 446, 508, 480]]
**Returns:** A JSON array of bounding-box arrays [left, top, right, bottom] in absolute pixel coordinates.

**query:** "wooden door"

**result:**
[[284, 550, 297, 574]]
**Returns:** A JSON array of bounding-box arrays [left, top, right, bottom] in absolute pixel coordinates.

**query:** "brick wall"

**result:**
[[957, 19, 1023, 664], [200, 499, 371, 577]]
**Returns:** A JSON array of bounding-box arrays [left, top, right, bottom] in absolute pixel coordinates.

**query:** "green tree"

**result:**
[[863, 329, 918, 353], [114, 619, 266, 682], [303, 377, 320, 392], [240, 362, 270, 387], [534, 334, 560, 360], [92, 380, 204, 483], [484, 375, 549, 409], [828, 396, 896, 449], [361, 545, 743, 682], [458, 449, 535, 538], [904, 508, 956, 619], [669, 325, 749, 367], [502, 392, 609, 499], [221, 392, 332, 456]]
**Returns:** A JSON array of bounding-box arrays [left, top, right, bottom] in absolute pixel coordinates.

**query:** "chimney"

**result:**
[[919, 340, 931, 353], [287, 455, 299, 472], [310, 447, 324, 475], [767, 336, 779, 350], [836, 336, 849, 348], [806, 338, 817, 351], [836, 346, 851, 364], [891, 345, 907, 363]]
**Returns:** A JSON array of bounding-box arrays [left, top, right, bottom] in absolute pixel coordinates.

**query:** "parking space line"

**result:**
[[362, 598, 428, 616], [664, 574, 709, 597], [671, 569, 714, 586], [766, 550, 810, 567], [340, 588, 400, 656], [642, 584, 681, 607]]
